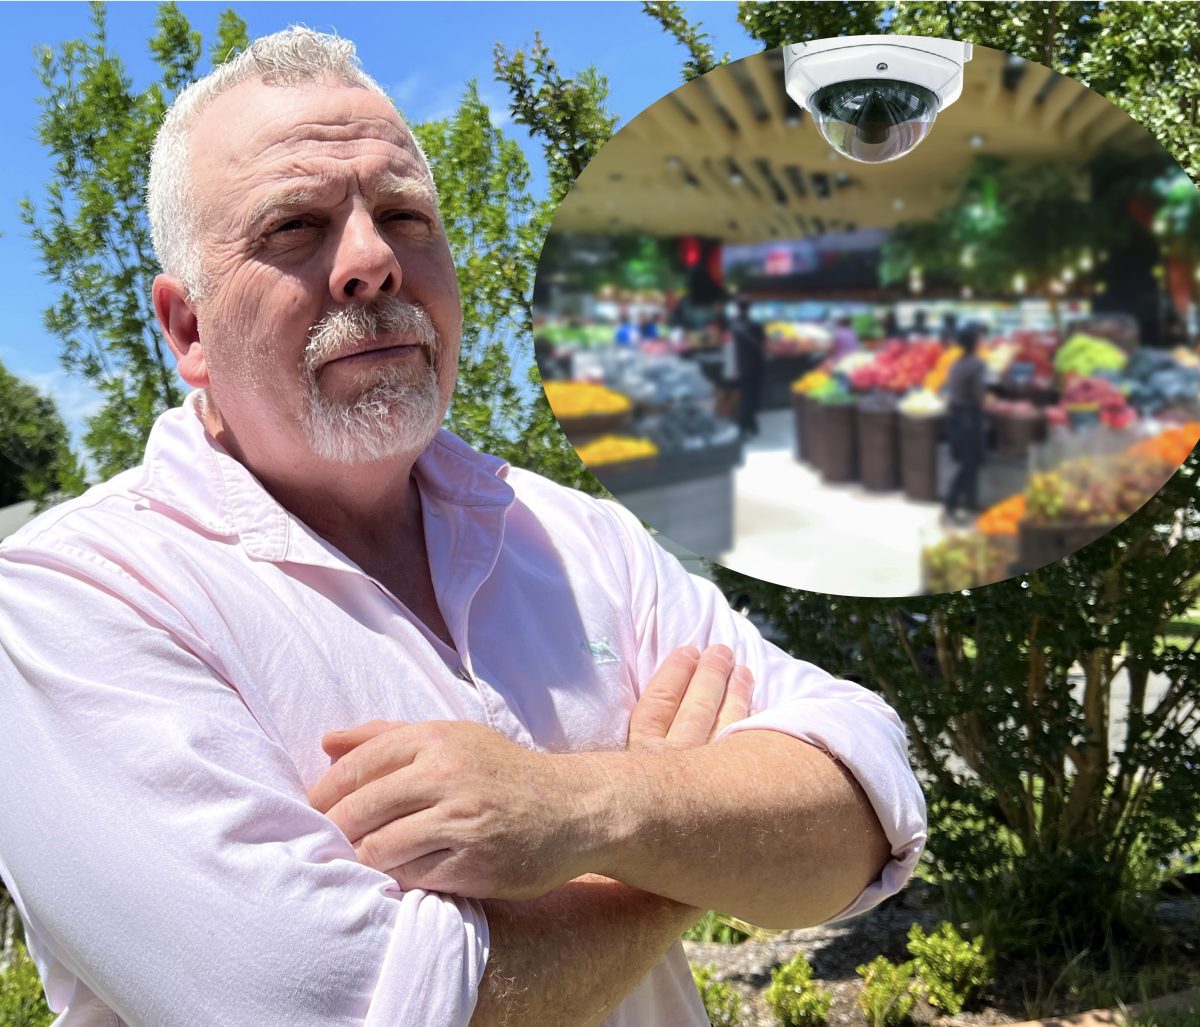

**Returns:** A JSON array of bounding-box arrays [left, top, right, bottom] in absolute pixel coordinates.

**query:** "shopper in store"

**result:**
[[943, 322, 989, 523], [0, 29, 925, 1027], [831, 316, 860, 361], [730, 295, 767, 439]]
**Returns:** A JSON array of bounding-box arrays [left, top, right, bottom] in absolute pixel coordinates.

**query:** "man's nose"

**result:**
[[329, 209, 402, 302]]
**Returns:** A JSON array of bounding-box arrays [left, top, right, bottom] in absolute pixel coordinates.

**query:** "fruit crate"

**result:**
[[900, 413, 943, 503], [1016, 518, 1122, 571]]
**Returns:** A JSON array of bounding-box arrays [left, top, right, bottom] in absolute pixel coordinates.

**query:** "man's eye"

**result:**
[[272, 218, 308, 234], [383, 210, 426, 225]]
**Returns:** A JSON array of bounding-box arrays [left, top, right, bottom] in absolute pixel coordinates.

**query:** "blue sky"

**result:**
[[0, 1, 753, 449]]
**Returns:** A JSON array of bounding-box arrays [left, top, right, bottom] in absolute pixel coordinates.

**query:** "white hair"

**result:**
[[147, 26, 433, 299]]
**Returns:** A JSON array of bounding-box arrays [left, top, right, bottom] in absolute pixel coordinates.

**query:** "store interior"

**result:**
[[532, 44, 1200, 596]]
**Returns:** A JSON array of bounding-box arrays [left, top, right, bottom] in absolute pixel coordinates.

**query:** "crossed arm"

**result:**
[[310, 645, 894, 1026]]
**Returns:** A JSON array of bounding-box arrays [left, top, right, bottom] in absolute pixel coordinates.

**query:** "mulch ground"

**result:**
[[682, 884, 1200, 1027]]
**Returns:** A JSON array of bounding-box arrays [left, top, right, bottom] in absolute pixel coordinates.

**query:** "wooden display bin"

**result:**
[[857, 403, 900, 492], [817, 401, 859, 484], [899, 414, 943, 503], [992, 410, 1046, 460]]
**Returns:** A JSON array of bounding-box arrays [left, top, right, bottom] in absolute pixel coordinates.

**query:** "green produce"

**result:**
[[1054, 334, 1128, 377]]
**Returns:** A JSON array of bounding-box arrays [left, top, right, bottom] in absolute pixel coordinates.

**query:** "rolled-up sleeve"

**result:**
[[600, 499, 927, 920], [0, 549, 487, 1026]]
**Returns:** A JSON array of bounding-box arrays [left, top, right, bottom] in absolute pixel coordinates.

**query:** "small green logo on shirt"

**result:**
[[584, 639, 619, 665]]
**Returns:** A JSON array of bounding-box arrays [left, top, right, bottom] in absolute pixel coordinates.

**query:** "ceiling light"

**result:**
[[969, 133, 985, 147], [893, 198, 905, 211]]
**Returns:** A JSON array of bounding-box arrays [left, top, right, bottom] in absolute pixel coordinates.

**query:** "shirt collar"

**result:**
[[136, 392, 515, 565]]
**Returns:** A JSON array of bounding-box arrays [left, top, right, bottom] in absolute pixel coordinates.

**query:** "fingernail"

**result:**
[[680, 645, 701, 660]]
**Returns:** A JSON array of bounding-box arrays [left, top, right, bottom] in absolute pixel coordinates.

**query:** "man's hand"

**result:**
[[627, 644, 754, 751], [309, 644, 754, 899], [310, 719, 586, 899]]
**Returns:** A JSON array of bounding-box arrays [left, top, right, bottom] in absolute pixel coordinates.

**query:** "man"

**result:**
[[0, 29, 926, 1026], [729, 296, 767, 440], [944, 323, 989, 522]]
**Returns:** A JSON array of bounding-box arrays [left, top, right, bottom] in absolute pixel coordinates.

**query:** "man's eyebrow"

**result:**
[[245, 188, 319, 232], [374, 172, 438, 208], [244, 174, 438, 232]]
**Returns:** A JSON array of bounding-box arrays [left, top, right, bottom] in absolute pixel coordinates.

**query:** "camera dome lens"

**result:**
[[810, 79, 939, 163]]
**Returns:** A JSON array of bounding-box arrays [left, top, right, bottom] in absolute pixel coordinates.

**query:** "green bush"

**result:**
[[0, 940, 54, 1027], [691, 963, 740, 1027], [764, 950, 832, 1027], [856, 956, 918, 1027], [906, 922, 992, 1015], [683, 909, 752, 945]]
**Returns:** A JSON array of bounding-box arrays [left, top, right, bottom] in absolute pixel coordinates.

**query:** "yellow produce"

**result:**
[[792, 370, 831, 394], [576, 435, 658, 465], [924, 345, 962, 393], [544, 381, 632, 418]]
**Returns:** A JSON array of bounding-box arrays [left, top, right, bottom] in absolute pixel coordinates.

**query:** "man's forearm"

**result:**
[[568, 730, 892, 928], [471, 876, 700, 1027]]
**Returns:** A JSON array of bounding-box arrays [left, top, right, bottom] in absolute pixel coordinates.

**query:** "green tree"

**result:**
[[736, 1, 887, 47], [0, 361, 86, 511], [493, 34, 622, 493], [22, 2, 248, 484], [642, 1, 730, 82], [413, 81, 542, 460]]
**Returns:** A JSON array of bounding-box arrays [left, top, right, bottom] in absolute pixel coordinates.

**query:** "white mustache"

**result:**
[[304, 300, 437, 372]]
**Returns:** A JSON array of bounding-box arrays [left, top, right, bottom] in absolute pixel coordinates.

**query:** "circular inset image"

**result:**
[[533, 36, 1200, 597]]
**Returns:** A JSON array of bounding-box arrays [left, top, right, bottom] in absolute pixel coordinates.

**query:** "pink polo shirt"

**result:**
[[0, 394, 925, 1025]]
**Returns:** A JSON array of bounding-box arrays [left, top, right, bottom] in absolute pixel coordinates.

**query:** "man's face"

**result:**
[[184, 77, 462, 467]]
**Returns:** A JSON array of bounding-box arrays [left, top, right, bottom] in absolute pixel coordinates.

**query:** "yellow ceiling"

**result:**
[[552, 44, 1164, 243]]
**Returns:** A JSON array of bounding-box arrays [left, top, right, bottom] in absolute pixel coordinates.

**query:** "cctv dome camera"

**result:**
[[783, 36, 973, 164]]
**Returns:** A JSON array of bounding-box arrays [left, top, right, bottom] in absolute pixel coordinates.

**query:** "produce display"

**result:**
[[986, 397, 1040, 419], [543, 381, 632, 418], [1121, 348, 1200, 416], [848, 340, 944, 393], [979, 339, 1018, 377], [792, 369, 852, 401], [898, 388, 947, 416], [1024, 450, 1175, 526], [976, 494, 1026, 536], [535, 323, 620, 350], [833, 352, 875, 376], [1044, 375, 1135, 429], [1127, 422, 1200, 464], [792, 369, 830, 395], [575, 435, 658, 466], [922, 533, 1015, 592], [1054, 333, 1128, 377], [924, 345, 962, 393], [642, 399, 739, 455], [766, 321, 832, 357], [571, 349, 712, 409], [999, 333, 1056, 389]]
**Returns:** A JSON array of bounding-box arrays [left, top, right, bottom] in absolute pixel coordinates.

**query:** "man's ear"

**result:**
[[152, 274, 209, 388]]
